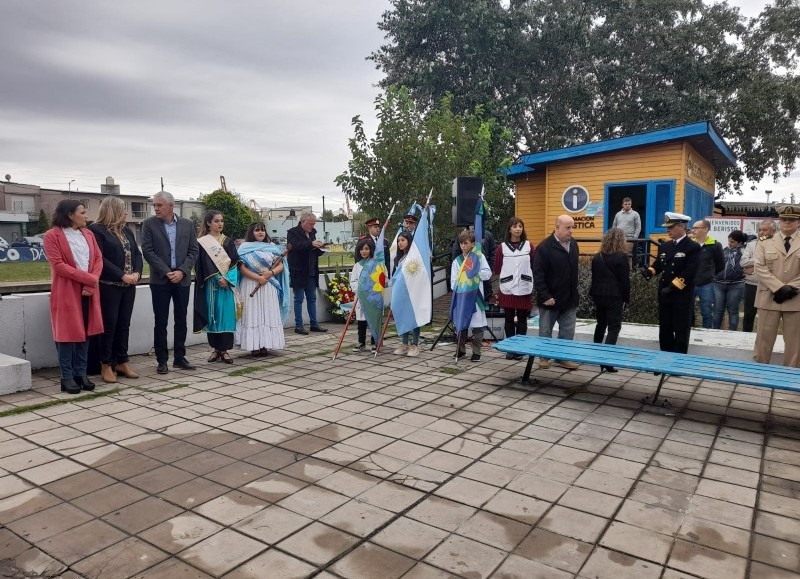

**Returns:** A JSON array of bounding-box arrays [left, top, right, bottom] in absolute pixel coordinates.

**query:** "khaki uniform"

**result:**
[[754, 232, 800, 366]]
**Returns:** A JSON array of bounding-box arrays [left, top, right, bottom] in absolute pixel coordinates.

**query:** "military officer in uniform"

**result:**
[[355, 217, 390, 270], [753, 204, 800, 367], [641, 212, 701, 354], [403, 213, 418, 237]]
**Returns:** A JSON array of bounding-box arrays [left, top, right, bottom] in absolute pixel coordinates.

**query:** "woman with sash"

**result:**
[[235, 222, 290, 356], [194, 210, 239, 364]]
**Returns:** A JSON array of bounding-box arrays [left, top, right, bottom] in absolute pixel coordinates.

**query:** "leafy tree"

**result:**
[[370, 0, 800, 195], [37, 209, 49, 234], [200, 189, 259, 240], [322, 209, 336, 222], [336, 86, 514, 251]]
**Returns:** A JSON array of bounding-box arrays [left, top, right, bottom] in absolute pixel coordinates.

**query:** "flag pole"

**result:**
[[375, 309, 393, 356], [332, 297, 358, 361]]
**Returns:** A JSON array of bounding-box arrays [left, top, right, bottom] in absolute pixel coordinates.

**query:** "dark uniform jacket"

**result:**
[[532, 233, 579, 309], [652, 236, 701, 304], [287, 224, 323, 289]]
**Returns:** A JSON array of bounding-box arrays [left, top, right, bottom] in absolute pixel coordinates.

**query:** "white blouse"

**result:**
[[63, 227, 90, 272]]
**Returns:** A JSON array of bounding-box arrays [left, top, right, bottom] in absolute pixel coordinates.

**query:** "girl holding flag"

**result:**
[[451, 229, 492, 361], [350, 238, 378, 352], [235, 222, 290, 356], [392, 231, 420, 356]]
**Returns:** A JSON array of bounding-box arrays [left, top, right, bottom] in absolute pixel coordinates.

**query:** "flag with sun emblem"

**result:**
[[391, 205, 433, 335], [357, 224, 388, 343], [450, 197, 486, 333]]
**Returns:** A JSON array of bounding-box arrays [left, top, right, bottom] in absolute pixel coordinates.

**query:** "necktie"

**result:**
[[786, 237, 792, 252]]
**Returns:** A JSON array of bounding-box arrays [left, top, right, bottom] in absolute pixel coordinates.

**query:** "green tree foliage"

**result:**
[[370, 0, 800, 194], [335, 86, 514, 251], [200, 189, 259, 240], [37, 209, 49, 234]]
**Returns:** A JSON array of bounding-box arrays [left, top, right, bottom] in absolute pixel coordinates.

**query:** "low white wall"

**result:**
[[0, 266, 449, 371]]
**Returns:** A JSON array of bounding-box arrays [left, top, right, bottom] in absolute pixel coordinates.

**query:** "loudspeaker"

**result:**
[[452, 176, 483, 226]]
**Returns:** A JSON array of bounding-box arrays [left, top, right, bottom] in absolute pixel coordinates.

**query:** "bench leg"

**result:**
[[642, 373, 671, 407], [522, 356, 535, 382]]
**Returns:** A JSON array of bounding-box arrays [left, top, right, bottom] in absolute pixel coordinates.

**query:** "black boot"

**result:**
[[60, 379, 81, 394], [601, 365, 618, 373], [74, 376, 96, 391]]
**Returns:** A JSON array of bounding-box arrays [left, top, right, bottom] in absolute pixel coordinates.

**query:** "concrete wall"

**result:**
[[0, 265, 449, 370]]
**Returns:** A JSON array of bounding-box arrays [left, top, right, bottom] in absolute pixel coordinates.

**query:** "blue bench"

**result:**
[[494, 335, 800, 406]]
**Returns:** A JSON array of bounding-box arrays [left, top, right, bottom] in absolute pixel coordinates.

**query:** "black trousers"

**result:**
[[504, 308, 530, 339], [659, 300, 693, 354], [150, 283, 190, 364], [98, 284, 136, 365], [593, 297, 623, 345], [743, 283, 757, 332], [208, 332, 234, 351]]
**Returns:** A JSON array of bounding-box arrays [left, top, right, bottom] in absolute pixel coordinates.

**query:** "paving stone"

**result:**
[[0, 489, 62, 525], [749, 561, 800, 579], [752, 533, 800, 573], [372, 517, 449, 559], [615, 499, 685, 536], [600, 521, 674, 564], [686, 495, 753, 530], [539, 505, 608, 543], [71, 537, 168, 579], [755, 511, 800, 543], [677, 515, 751, 557], [455, 510, 530, 551], [667, 539, 748, 579], [491, 553, 573, 579], [425, 534, 505, 578], [579, 546, 663, 579], [7, 502, 93, 543], [277, 521, 359, 566], [695, 479, 758, 507], [139, 513, 223, 554], [132, 558, 214, 578], [557, 486, 622, 518], [332, 542, 416, 579], [407, 496, 477, 532], [514, 528, 593, 574], [357, 480, 425, 513], [102, 496, 184, 534], [178, 528, 266, 577]]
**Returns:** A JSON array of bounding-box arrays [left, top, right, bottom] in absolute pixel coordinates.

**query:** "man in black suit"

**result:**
[[642, 212, 701, 354], [142, 190, 199, 374]]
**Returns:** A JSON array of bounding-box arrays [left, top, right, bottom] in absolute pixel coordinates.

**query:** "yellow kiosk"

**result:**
[[507, 121, 736, 253]]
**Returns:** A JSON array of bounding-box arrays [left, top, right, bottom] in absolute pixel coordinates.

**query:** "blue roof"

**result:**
[[508, 121, 736, 177]]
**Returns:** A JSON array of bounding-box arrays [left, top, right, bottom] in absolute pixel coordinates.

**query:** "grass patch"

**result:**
[[0, 262, 151, 283], [440, 367, 462, 375], [229, 349, 335, 376], [0, 387, 123, 417], [141, 384, 189, 394]]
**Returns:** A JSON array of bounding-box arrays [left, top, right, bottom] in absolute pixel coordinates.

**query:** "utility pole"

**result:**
[[766, 190, 772, 204], [160, 177, 164, 191], [322, 195, 327, 239]]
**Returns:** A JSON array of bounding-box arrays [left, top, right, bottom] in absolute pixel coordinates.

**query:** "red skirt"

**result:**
[[498, 292, 533, 310]]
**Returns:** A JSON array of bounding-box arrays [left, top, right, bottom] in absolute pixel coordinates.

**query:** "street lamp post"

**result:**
[[68, 179, 75, 192], [766, 189, 772, 204]]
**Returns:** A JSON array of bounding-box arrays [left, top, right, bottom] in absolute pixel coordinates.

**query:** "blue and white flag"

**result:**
[[391, 205, 433, 335]]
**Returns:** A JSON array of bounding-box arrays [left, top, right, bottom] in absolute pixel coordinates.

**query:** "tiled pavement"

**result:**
[[1, 328, 800, 578]]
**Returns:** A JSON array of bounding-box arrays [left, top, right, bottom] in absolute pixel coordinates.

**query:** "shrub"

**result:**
[[576, 258, 659, 325]]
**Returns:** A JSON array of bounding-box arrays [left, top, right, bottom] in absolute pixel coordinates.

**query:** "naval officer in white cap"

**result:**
[[641, 212, 701, 354]]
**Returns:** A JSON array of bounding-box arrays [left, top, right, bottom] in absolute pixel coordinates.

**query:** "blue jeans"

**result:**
[[694, 283, 714, 329], [56, 341, 89, 380], [713, 281, 745, 331], [402, 327, 420, 346], [538, 306, 577, 341], [293, 276, 319, 328]]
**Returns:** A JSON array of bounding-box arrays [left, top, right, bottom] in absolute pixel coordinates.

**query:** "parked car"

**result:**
[[12, 236, 43, 247]]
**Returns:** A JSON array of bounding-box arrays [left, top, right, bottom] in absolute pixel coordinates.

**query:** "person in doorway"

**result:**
[[612, 197, 642, 266], [141, 190, 199, 374], [641, 213, 701, 354], [532, 215, 580, 370], [287, 211, 327, 334], [753, 204, 800, 367], [590, 228, 630, 372], [691, 219, 724, 328], [713, 230, 747, 330], [740, 219, 777, 332], [494, 217, 535, 360]]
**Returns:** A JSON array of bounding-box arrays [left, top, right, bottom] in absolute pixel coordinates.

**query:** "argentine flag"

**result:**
[[391, 206, 433, 335]]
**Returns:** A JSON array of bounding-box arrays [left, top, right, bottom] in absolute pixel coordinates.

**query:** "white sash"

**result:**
[[197, 234, 231, 276]]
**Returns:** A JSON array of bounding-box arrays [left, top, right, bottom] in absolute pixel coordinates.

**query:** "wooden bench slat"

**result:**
[[494, 336, 800, 393]]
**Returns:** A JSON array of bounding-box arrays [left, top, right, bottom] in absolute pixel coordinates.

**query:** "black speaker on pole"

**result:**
[[452, 176, 483, 226]]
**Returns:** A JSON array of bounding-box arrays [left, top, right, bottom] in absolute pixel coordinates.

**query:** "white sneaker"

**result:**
[[393, 344, 409, 355], [407, 345, 420, 357]]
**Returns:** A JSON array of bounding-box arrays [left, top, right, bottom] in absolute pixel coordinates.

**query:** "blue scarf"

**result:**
[[237, 242, 290, 322]]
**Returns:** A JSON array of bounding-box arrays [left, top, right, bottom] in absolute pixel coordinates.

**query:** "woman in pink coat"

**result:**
[[43, 199, 104, 394]]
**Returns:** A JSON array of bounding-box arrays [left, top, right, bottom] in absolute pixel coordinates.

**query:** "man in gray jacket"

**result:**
[[612, 197, 642, 265], [740, 219, 776, 332], [142, 190, 199, 374]]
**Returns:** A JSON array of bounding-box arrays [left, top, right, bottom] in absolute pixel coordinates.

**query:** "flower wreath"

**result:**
[[324, 267, 355, 321]]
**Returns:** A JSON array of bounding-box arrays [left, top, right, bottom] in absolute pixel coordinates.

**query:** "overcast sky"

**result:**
[[0, 0, 795, 214]]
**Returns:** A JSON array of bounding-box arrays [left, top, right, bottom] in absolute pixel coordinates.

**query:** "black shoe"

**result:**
[[157, 363, 169, 374], [505, 353, 524, 360], [471, 353, 481, 362], [456, 350, 466, 359], [295, 327, 309, 335], [309, 326, 328, 333], [174, 358, 196, 370], [60, 378, 81, 394], [601, 365, 619, 373], [74, 376, 96, 391], [352, 343, 366, 352]]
